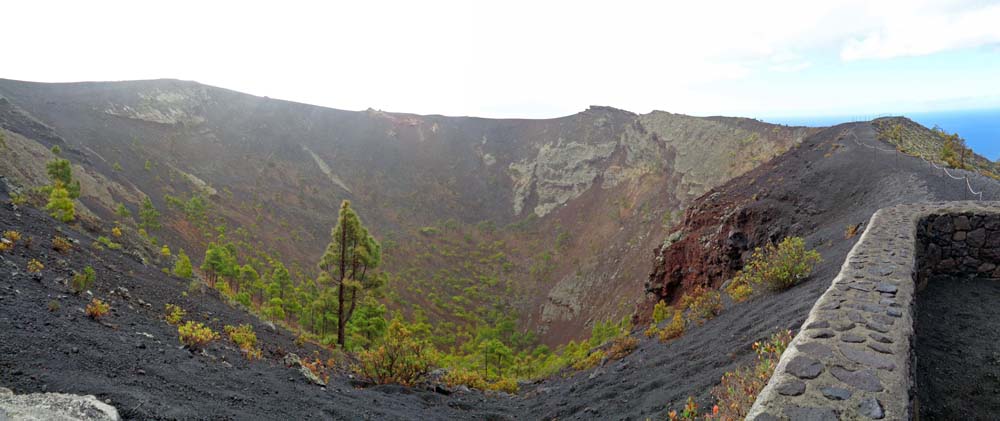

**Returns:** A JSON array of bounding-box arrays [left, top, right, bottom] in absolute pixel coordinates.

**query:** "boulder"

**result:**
[[0, 387, 119, 420], [282, 353, 326, 386]]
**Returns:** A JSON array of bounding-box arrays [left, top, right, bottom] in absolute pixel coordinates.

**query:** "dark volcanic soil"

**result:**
[[916, 276, 1000, 420]]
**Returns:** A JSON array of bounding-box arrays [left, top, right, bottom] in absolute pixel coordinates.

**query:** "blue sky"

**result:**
[[3, 0, 1000, 157]]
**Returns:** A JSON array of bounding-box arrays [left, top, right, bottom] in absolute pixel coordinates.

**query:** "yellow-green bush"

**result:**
[[225, 324, 262, 360], [571, 350, 604, 370], [70, 266, 96, 294], [52, 236, 72, 253], [607, 335, 638, 360], [651, 299, 671, 324], [680, 285, 722, 325], [85, 298, 110, 319], [658, 311, 685, 341], [27, 259, 44, 273], [489, 376, 519, 394], [730, 236, 821, 293], [354, 318, 434, 386], [178, 321, 219, 350], [726, 282, 753, 303], [711, 329, 793, 419], [2, 230, 21, 243], [164, 303, 185, 325], [442, 367, 488, 390]]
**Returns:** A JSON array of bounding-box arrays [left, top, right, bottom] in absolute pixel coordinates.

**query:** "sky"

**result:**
[[4, 0, 1000, 123]]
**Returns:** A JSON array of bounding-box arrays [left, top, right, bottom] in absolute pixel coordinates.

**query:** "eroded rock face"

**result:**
[[0, 387, 120, 421], [104, 86, 208, 125], [509, 139, 618, 217]]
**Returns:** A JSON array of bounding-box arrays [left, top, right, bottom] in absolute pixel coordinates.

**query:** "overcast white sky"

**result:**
[[5, 0, 1000, 118]]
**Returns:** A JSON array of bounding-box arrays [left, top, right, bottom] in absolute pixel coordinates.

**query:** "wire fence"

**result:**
[[844, 129, 998, 201]]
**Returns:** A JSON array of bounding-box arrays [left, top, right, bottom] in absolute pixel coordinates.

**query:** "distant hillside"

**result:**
[[0, 78, 814, 345]]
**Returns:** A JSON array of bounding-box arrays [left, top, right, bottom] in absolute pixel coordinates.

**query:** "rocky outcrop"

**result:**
[[509, 139, 617, 217], [0, 387, 120, 420], [282, 353, 327, 386]]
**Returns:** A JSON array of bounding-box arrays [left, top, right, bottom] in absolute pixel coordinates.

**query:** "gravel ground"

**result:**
[[916, 276, 1000, 420]]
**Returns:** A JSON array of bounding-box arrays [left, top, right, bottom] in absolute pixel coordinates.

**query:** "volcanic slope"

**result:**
[[4, 119, 998, 420], [0, 78, 814, 343], [0, 180, 518, 421]]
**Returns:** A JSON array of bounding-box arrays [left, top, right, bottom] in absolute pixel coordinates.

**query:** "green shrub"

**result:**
[[658, 310, 685, 341], [710, 329, 793, 419], [225, 324, 262, 360], [52, 236, 72, 253], [178, 321, 219, 350], [571, 350, 605, 370], [607, 335, 638, 360], [354, 318, 434, 386], [164, 304, 185, 325], [652, 299, 671, 324], [729, 236, 821, 294], [71, 266, 96, 294], [96, 236, 121, 250], [85, 298, 110, 319], [680, 285, 722, 326]]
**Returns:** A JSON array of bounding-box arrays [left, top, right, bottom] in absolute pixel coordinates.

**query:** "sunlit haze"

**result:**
[[6, 0, 1000, 119]]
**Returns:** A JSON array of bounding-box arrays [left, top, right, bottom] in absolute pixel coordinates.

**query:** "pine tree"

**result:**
[[116, 203, 132, 221], [263, 298, 285, 322], [45, 182, 75, 222], [318, 200, 383, 347], [238, 264, 259, 297], [346, 298, 388, 350], [173, 250, 194, 278], [46, 158, 81, 199], [139, 197, 161, 230], [270, 261, 292, 301], [200, 243, 226, 286]]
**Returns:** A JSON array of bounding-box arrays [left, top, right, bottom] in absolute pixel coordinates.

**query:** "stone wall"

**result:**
[[916, 213, 1000, 282], [747, 201, 1000, 420]]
